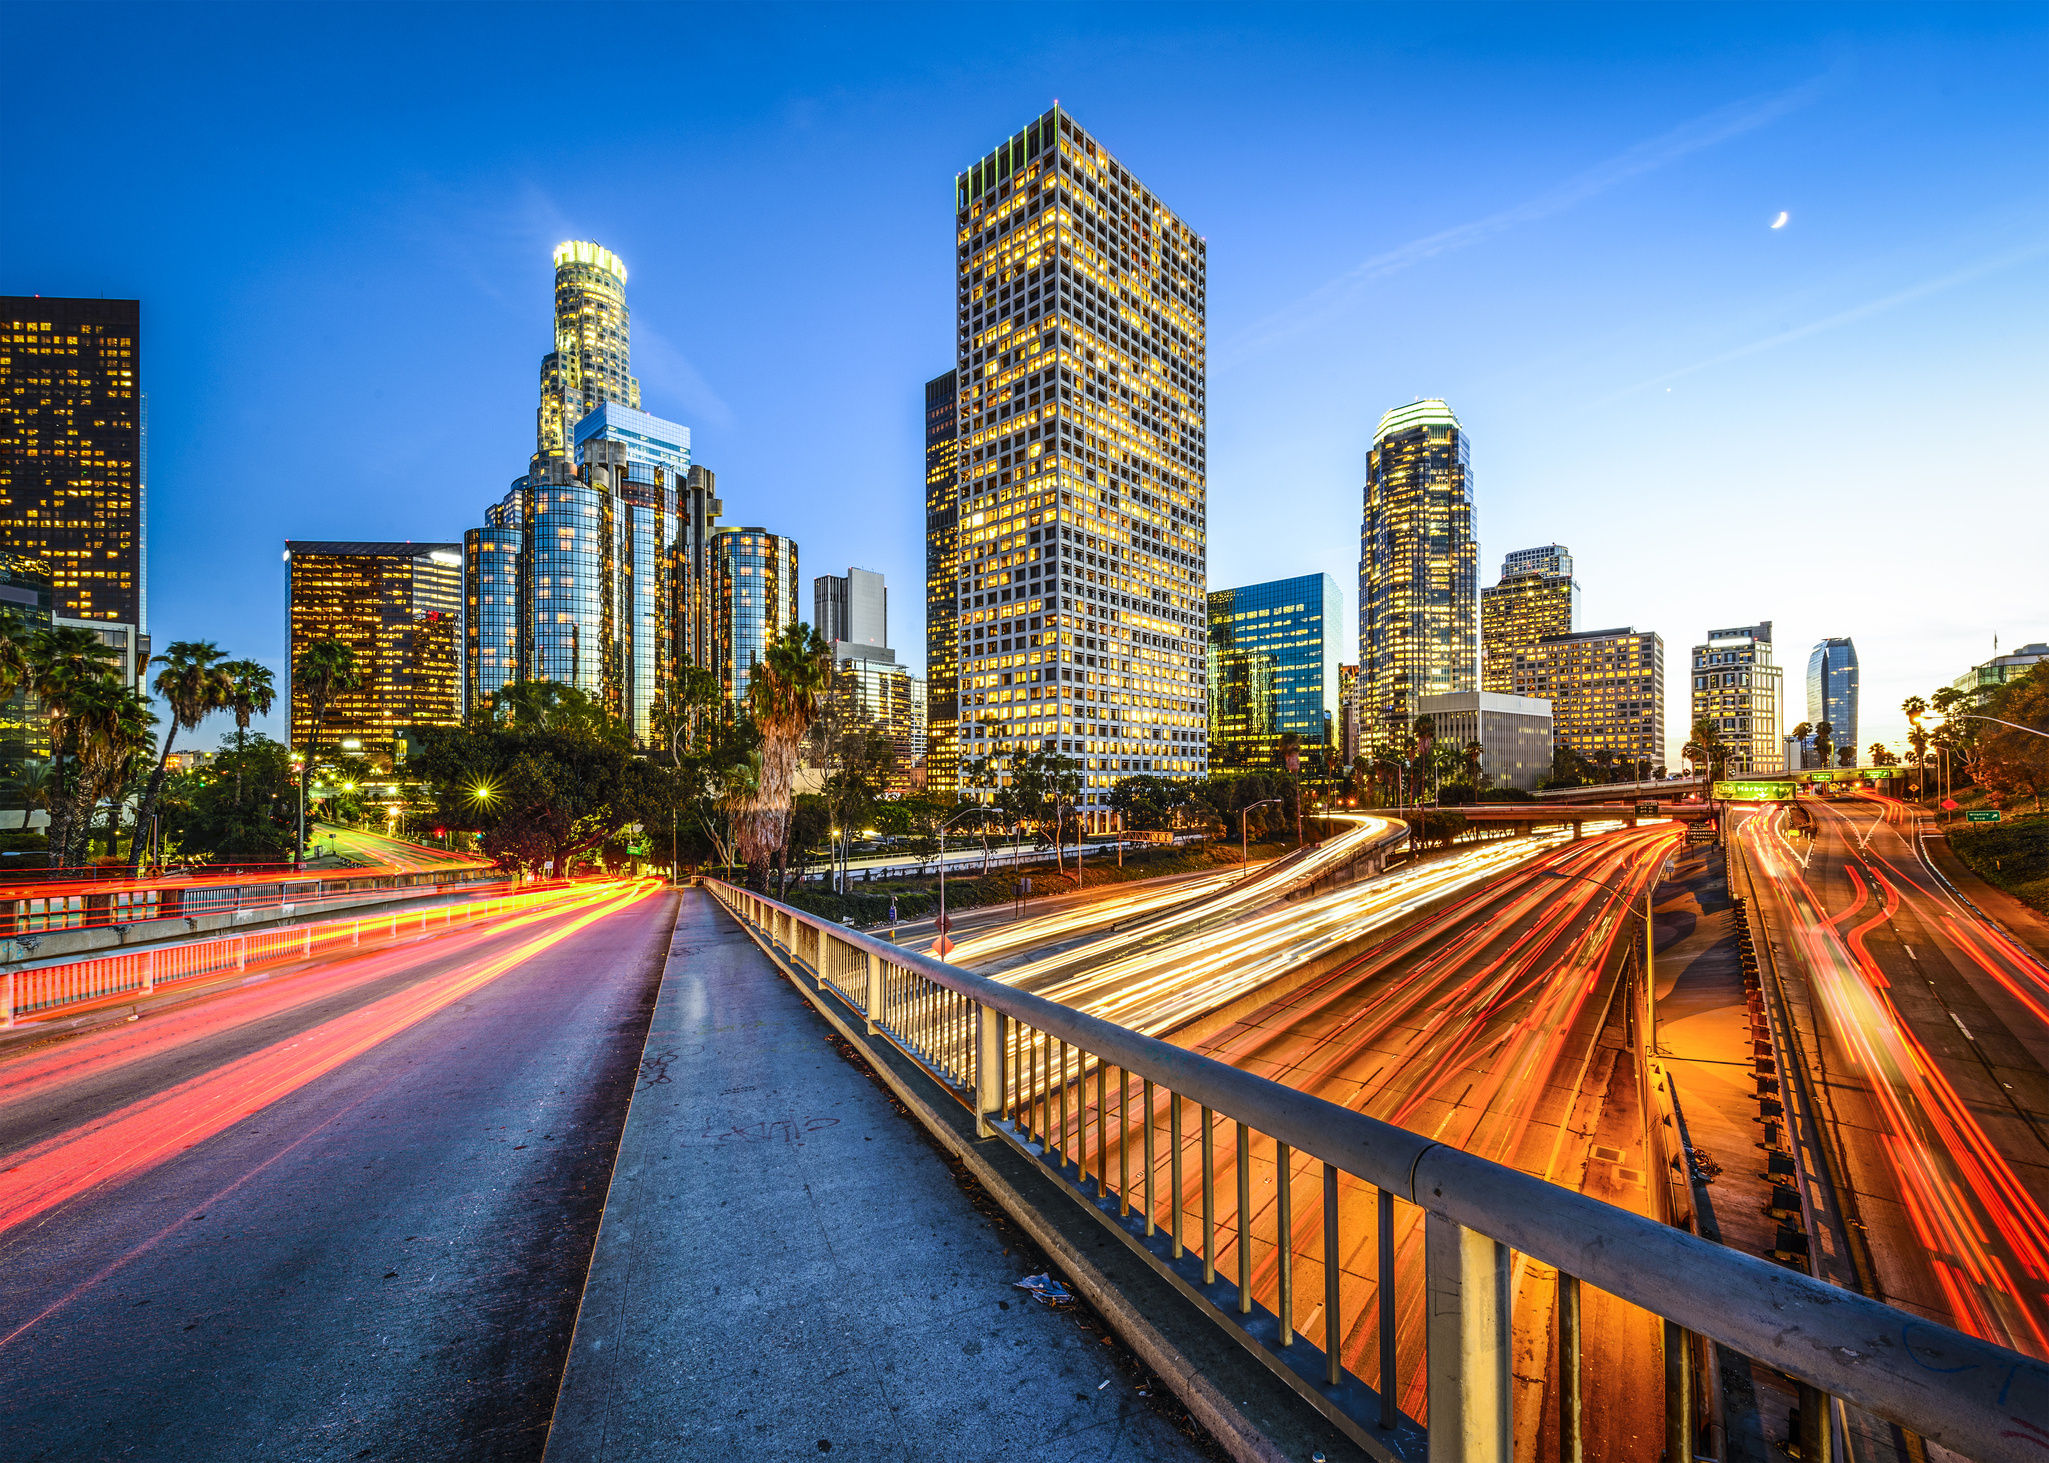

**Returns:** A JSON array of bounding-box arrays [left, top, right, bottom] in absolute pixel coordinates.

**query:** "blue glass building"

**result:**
[[714, 528, 800, 706], [1805, 637, 1859, 764], [1206, 574, 1342, 768]]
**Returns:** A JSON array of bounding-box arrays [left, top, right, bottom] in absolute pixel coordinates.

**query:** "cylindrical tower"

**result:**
[[536, 241, 640, 459]]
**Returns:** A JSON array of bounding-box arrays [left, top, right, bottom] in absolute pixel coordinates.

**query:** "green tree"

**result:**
[[293, 637, 363, 862], [734, 624, 831, 891], [1812, 721, 1835, 769], [220, 659, 276, 807], [62, 675, 156, 865], [23, 625, 126, 865], [488, 679, 628, 745], [165, 734, 301, 867], [1682, 715, 1732, 785], [130, 640, 231, 871], [1976, 665, 2049, 813], [1109, 774, 1181, 832], [1902, 696, 1931, 799], [1868, 743, 1899, 767]]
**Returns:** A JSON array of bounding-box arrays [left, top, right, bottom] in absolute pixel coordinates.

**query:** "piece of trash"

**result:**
[[1012, 1273, 1073, 1307], [1097, 1380, 1110, 1390]]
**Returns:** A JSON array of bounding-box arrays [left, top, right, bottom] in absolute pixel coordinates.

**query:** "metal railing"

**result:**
[[709, 878, 2049, 1463], [0, 881, 594, 1029]]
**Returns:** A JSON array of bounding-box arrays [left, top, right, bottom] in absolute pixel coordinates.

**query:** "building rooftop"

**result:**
[[284, 541, 461, 561], [1374, 398, 1462, 443]]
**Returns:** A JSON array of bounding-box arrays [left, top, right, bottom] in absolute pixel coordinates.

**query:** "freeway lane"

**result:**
[[0, 881, 673, 1462], [1738, 796, 2049, 1359]]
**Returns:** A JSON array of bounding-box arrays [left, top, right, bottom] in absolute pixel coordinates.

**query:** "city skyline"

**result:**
[[3, 6, 2042, 764]]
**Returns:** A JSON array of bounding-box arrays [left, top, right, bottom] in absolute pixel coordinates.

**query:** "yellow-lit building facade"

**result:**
[[943, 106, 1208, 825], [1480, 546, 1579, 693], [1690, 621, 1783, 776], [537, 242, 640, 462], [923, 370, 962, 797], [285, 541, 463, 764], [1509, 626, 1666, 778], [0, 297, 145, 637], [1359, 399, 1477, 738]]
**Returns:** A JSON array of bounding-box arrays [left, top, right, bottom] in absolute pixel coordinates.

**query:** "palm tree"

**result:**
[[293, 637, 363, 866], [0, 608, 32, 702], [1682, 714, 1732, 785], [1789, 721, 1812, 770], [1812, 721, 1835, 770], [22, 625, 125, 865], [735, 624, 831, 891], [221, 659, 276, 807], [130, 640, 230, 871], [1902, 696, 1930, 801], [63, 676, 156, 865], [2, 758, 52, 835]]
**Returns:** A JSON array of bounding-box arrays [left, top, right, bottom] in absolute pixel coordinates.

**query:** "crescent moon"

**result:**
[[1771, 212, 1789, 229]]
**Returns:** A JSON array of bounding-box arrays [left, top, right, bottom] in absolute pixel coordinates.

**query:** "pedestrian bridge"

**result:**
[[687, 879, 2046, 1463]]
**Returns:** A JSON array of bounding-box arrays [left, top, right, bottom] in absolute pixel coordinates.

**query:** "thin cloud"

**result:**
[[1219, 75, 1830, 368], [632, 321, 735, 431], [1601, 238, 2049, 401]]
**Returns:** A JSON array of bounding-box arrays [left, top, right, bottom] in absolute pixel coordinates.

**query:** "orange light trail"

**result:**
[[0, 880, 660, 1242]]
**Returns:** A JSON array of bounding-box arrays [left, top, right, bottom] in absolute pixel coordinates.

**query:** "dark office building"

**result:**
[[0, 297, 145, 630], [1207, 574, 1341, 768], [923, 369, 961, 798]]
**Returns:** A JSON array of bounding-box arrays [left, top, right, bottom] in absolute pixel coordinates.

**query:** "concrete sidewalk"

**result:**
[[545, 889, 1210, 1462]]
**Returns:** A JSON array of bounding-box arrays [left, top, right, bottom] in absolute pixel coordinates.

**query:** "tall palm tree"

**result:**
[[1812, 721, 1835, 770], [130, 640, 230, 871], [735, 624, 831, 891], [221, 659, 276, 807], [0, 608, 32, 702], [2, 758, 52, 835], [1682, 714, 1732, 785], [1902, 696, 1930, 800], [293, 637, 363, 866], [23, 625, 125, 865], [63, 676, 156, 866]]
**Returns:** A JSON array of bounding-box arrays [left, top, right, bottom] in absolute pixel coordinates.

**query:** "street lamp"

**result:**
[[1536, 866, 1666, 1050], [1239, 798, 1284, 878], [935, 805, 992, 959]]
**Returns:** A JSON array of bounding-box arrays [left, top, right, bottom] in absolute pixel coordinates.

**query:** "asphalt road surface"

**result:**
[[0, 880, 674, 1462]]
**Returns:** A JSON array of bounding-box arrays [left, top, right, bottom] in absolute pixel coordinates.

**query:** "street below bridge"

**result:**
[[0, 880, 673, 1462]]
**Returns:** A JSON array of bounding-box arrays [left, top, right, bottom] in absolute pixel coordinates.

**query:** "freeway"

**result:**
[[1735, 794, 2049, 1360], [0, 879, 673, 1461], [1013, 823, 1682, 1453], [315, 821, 489, 872]]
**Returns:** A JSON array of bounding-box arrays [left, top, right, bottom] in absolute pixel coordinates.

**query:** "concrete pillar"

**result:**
[[1425, 1212, 1513, 1463]]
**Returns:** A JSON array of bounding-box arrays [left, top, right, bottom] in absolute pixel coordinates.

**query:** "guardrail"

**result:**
[[0, 864, 499, 937], [0, 881, 590, 1029], [707, 877, 2048, 1463]]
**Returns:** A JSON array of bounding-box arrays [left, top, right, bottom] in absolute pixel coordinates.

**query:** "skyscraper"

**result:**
[[537, 242, 640, 461], [1691, 622, 1783, 776], [1206, 574, 1341, 768], [815, 567, 889, 655], [1510, 627, 1665, 779], [1359, 399, 1476, 741], [945, 106, 1209, 820], [923, 370, 962, 799], [463, 509, 522, 711], [0, 298, 146, 636], [285, 541, 463, 762], [1806, 637, 1859, 760], [1480, 546, 1580, 692], [714, 528, 799, 706]]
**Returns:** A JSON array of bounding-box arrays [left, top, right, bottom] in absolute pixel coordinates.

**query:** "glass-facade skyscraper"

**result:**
[[0, 297, 146, 633], [1206, 574, 1341, 768], [1359, 399, 1476, 741], [463, 512, 522, 711], [714, 528, 799, 707], [940, 106, 1209, 819], [924, 369, 962, 798], [1480, 546, 1579, 693], [1806, 637, 1859, 759], [537, 242, 640, 461]]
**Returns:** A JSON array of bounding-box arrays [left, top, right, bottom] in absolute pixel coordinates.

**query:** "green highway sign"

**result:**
[[1966, 810, 2003, 823], [1713, 781, 1792, 802]]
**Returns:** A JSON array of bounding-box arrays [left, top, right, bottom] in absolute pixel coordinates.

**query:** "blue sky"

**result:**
[[4, 2, 2044, 762]]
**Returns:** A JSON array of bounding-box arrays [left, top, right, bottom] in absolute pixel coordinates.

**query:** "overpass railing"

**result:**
[[708, 877, 2046, 1463], [0, 880, 589, 1029]]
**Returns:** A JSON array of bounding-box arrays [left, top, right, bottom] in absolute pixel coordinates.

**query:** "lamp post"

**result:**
[[1536, 866, 1664, 1051], [1239, 798, 1284, 878], [935, 805, 989, 960]]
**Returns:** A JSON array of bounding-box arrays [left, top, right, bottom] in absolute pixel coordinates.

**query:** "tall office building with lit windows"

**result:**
[[942, 106, 1208, 822], [1481, 546, 1579, 693], [284, 541, 463, 762], [1359, 399, 1477, 742], [1510, 626, 1664, 777], [537, 242, 640, 461], [464, 510, 522, 711], [1691, 622, 1784, 776], [1806, 637, 1859, 759], [1206, 574, 1341, 768], [924, 370, 963, 797], [0, 298, 147, 659], [714, 528, 799, 707]]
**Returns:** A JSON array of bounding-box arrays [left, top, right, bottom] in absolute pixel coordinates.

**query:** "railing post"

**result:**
[[975, 1003, 1004, 1139], [1665, 1319, 1692, 1463], [237, 936, 247, 973], [866, 949, 882, 1035], [142, 948, 155, 996], [1558, 1273, 1582, 1463], [1796, 1382, 1831, 1461], [1, 970, 12, 1029], [1425, 1213, 1513, 1463]]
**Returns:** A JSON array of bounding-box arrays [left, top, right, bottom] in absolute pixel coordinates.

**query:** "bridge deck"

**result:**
[[545, 889, 1207, 1462]]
